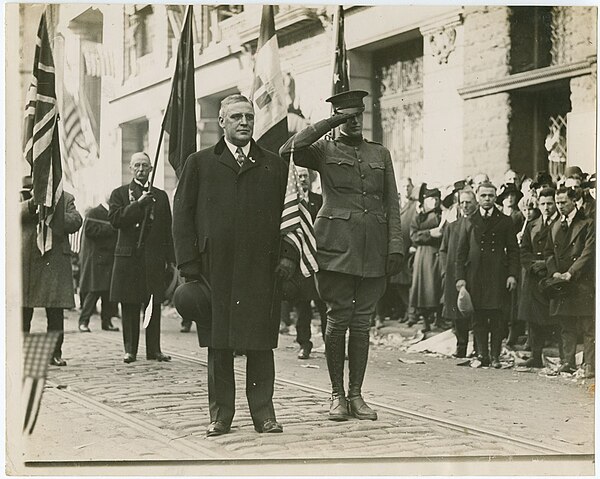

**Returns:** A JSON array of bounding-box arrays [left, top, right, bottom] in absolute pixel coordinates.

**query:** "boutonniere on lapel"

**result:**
[[248, 156, 255, 163]]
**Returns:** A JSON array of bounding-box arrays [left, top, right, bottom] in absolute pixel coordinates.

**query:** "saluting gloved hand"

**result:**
[[179, 261, 203, 281], [386, 253, 403, 276], [327, 111, 357, 129], [275, 258, 296, 281]]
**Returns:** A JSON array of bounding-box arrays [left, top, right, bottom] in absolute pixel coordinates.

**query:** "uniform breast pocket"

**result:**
[[324, 157, 356, 190]]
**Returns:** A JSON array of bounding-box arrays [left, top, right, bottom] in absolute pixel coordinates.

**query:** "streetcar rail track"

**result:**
[[64, 334, 579, 456]]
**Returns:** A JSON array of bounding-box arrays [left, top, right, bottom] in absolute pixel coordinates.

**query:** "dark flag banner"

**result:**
[[251, 5, 288, 153], [162, 5, 197, 178], [22, 11, 63, 254], [332, 5, 350, 95]]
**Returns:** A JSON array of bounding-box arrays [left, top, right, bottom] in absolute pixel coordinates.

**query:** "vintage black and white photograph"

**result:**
[[5, 3, 597, 476]]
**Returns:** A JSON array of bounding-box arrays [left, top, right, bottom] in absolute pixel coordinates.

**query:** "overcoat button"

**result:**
[[362, 192, 367, 196], [364, 209, 368, 213]]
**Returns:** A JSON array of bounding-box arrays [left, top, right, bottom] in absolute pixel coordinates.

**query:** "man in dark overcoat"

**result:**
[[518, 187, 560, 367], [21, 178, 83, 366], [544, 187, 595, 377], [280, 90, 403, 422], [173, 94, 294, 437], [440, 188, 477, 358], [78, 194, 119, 332], [456, 182, 520, 369], [109, 152, 175, 364]]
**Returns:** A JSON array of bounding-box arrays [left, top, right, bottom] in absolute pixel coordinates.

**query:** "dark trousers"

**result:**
[[473, 309, 504, 360], [528, 322, 562, 362], [79, 291, 117, 326], [295, 298, 327, 347], [121, 300, 161, 357], [558, 315, 595, 370], [22, 307, 64, 358], [207, 348, 276, 427], [453, 315, 471, 357]]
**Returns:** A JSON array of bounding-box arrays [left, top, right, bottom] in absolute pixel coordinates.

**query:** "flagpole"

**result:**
[[137, 5, 192, 249]]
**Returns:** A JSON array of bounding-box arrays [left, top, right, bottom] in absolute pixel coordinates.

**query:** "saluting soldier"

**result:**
[[544, 186, 595, 377], [280, 90, 403, 422], [455, 182, 520, 369]]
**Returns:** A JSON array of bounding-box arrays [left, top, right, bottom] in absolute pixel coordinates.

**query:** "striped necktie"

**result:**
[[235, 147, 246, 167]]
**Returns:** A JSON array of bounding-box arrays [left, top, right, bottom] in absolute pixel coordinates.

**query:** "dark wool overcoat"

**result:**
[[456, 208, 520, 311], [21, 192, 82, 308], [79, 204, 117, 294], [108, 182, 175, 304], [409, 208, 442, 309], [544, 210, 595, 317], [517, 215, 559, 324], [439, 216, 468, 320], [173, 138, 289, 350]]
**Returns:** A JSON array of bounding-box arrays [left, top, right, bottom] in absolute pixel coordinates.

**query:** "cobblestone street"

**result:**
[[10, 307, 595, 475]]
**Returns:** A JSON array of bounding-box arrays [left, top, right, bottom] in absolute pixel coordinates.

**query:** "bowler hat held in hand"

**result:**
[[457, 286, 474, 315], [173, 275, 212, 330]]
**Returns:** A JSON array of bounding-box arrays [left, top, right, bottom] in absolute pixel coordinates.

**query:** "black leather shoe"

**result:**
[[206, 421, 230, 437], [50, 356, 67, 366], [558, 363, 576, 374], [147, 352, 171, 362], [254, 418, 283, 433], [180, 323, 191, 333], [297, 345, 311, 360], [123, 353, 136, 364], [491, 358, 502, 369], [102, 322, 119, 332], [78, 324, 91, 332], [523, 357, 543, 368]]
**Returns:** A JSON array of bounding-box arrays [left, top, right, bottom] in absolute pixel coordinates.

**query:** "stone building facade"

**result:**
[[12, 4, 597, 208]]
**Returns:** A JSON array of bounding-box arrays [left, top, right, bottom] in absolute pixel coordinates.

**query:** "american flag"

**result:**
[[332, 5, 350, 95], [22, 11, 63, 255], [280, 146, 318, 278], [22, 332, 61, 435]]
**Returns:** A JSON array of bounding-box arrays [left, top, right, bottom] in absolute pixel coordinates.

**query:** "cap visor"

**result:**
[[335, 106, 365, 115]]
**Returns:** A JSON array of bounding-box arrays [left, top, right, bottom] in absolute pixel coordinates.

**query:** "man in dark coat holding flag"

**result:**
[[173, 94, 295, 437], [280, 90, 403, 422], [109, 152, 175, 364]]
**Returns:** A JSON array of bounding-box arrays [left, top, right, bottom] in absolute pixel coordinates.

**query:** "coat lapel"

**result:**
[[215, 137, 240, 173], [568, 212, 587, 243], [239, 140, 262, 175]]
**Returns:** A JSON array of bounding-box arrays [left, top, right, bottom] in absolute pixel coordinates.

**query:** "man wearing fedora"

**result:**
[[280, 90, 403, 421], [173, 94, 294, 437], [108, 152, 175, 364], [455, 182, 520, 368], [544, 187, 595, 377]]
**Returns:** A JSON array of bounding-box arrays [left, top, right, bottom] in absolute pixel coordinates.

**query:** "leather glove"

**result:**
[[327, 111, 356, 129], [275, 258, 296, 281], [386, 253, 403, 276], [179, 261, 203, 281]]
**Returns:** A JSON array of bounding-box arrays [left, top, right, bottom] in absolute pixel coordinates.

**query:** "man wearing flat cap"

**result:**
[[280, 89, 402, 422]]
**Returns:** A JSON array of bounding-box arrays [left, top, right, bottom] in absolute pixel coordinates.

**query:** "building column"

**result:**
[[420, 11, 464, 185], [567, 70, 596, 174]]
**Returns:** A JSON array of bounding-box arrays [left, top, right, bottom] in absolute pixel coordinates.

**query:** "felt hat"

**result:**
[[173, 276, 212, 330]]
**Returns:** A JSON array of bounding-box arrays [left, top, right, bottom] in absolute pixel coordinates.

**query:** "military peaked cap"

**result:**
[[326, 90, 368, 113]]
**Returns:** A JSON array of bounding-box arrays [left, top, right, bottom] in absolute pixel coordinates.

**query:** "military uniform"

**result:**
[[280, 98, 402, 419]]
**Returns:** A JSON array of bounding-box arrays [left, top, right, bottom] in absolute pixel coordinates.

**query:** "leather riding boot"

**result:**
[[347, 331, 377, 420], [325, 332, 349, 421]]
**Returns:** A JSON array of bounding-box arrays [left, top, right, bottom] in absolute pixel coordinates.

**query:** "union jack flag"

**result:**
[[22, 11, 63, 255], [280, 145, 318, 278]]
